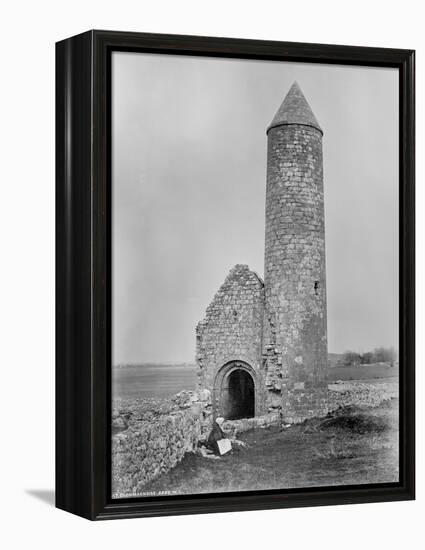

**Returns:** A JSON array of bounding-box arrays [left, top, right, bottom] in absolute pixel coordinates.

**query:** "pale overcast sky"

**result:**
[[112, 52, 398, 364]]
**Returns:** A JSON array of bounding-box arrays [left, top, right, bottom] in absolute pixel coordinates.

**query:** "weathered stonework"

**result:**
[[111, 389, 212, 497], [263, 122, 328, 421], [196, 264, 266, 417], [196, 82, 329, 423]]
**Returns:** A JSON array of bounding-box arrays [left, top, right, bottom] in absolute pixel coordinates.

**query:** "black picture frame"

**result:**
[[56, 30, 415, 520]]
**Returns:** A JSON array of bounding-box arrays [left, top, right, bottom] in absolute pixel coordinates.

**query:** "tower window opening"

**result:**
[[314, 280, 320, 295]]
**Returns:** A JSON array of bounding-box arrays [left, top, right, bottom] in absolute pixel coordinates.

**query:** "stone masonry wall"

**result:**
[[263, 124, 328, 420], [196, 264, 266, 414], [111, 390, 212, 498], [327, 380, 398, 412]]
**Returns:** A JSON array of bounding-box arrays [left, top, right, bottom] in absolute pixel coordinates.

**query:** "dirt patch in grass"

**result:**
[[139, 398, 399, 496]]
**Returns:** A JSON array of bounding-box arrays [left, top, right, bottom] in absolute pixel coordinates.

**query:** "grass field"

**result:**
[[113, 364, 196, 399], [140, 398, 399, 495], [113, 361, 398, 400]]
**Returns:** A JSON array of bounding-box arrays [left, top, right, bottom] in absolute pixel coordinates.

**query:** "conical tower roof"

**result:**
[[267, 81, 322, 135]]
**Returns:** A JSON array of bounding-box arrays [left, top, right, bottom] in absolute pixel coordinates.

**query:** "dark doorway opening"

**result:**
[[225, 369, 255, 420]]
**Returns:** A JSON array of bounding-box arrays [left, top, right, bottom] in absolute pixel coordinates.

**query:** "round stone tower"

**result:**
[[263, 81, 328, 422]]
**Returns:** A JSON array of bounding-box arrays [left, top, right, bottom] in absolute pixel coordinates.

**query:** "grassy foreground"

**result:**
[[141, 398, 398, 496]]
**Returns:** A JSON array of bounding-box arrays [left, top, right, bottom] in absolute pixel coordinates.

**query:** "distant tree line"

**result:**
[[341, 347, 397, 367]]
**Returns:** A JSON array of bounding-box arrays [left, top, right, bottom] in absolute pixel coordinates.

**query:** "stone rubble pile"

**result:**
[[222, 412, 281, 437], [327, 381, 398, 412]]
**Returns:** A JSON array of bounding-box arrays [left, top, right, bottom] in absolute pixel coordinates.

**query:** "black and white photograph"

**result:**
[[111, 52, 400, 498], [1, 0, 421, 543]]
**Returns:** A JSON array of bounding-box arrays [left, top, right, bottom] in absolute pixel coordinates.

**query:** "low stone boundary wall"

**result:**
[[111, 390, 211, 497], [327, 380, 398, 413]]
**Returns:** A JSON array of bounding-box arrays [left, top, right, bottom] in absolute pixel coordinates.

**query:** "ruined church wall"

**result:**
[[196, 264, 265, 412]]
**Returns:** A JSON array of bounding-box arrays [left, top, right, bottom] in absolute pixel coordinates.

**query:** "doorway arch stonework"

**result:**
[[213, 361, 260, 419]]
